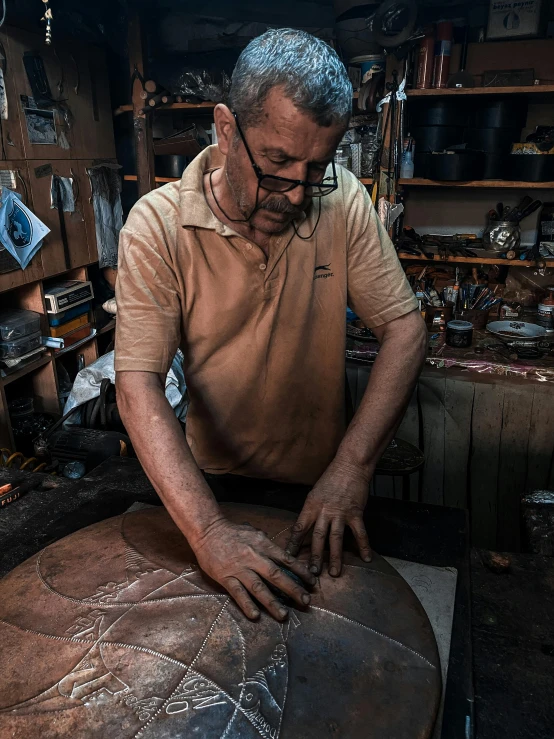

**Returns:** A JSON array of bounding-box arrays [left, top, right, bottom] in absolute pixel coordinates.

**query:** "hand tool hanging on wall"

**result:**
[[52, 175, 71, 270]]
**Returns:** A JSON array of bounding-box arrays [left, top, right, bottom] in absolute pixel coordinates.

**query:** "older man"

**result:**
[[115, 29, 426, 621]]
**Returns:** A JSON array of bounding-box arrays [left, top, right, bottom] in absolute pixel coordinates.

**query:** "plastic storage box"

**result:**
[[0, 331, 42, 359], [0, 309, 41, 342]]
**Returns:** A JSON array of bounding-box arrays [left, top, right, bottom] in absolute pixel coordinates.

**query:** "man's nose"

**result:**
[[286, 184, 307, 207]]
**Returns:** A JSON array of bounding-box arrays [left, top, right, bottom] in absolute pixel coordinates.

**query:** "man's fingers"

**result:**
[[276, 546, 317, 585], [224, 577, 260, 620], [285, 512, 312, 557], [241, 571, 289, 621], [349, 516, 372, 562], [328, 518, 344, 577], [257, 558, 311, 608], [309, 517, 329, 575]]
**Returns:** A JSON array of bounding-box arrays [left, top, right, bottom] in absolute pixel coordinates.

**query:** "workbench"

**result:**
[[1, 459, 553, 737], [347, 332, 554, 552]]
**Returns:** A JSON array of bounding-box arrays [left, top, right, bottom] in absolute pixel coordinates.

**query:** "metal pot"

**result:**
[[483, 220, 521, 253]]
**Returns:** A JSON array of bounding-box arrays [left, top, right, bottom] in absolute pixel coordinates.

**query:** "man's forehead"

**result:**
[[252, 90, 345, 159]]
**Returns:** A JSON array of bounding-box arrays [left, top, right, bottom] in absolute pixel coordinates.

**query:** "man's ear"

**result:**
[[214, 104, 235, 156]]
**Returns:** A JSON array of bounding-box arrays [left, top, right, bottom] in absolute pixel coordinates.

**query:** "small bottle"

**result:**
[[400, 138, 415, 179]]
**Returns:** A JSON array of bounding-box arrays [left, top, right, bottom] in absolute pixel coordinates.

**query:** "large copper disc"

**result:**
[[0, 504, 441, 738]]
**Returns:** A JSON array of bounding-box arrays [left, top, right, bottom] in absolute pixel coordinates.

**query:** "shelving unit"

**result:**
[[407, 84, 554, 98], [399, 178, 554, 189], [399, 253, 545, 267], [114, 101, 216, 116]]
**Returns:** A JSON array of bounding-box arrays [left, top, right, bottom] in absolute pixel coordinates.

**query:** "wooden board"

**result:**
[[419, 375, 446, 505], [444, 378, 475, 510], [526, 385, 554, 493], [469, 383, 504, 549], [497, 385, 534, 552], [396, 386, 421, 502]]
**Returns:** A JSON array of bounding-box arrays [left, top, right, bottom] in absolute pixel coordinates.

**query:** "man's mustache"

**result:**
[[260, 195, 306, 216]]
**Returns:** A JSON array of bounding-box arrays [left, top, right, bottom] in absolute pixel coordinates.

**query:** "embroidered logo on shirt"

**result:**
[[314, 263, 334, 280]]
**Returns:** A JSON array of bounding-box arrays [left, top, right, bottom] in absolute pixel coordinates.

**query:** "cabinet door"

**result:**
[[28, 160, 90, 278], [3, 27, 79, 159], [70, 45, 116, 160], [0, 32, 26, 160], [0, 160, 43, 292], [78, 159, 124, 266]]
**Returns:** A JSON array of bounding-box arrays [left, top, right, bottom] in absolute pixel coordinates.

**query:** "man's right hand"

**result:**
[[192, 518, 316, 621]]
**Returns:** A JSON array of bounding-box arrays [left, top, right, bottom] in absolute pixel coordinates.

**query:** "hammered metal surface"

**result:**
[[0, 504, 441, 738]]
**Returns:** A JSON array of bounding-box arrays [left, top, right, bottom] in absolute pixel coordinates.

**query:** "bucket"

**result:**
[[350, 54, 386, 87]]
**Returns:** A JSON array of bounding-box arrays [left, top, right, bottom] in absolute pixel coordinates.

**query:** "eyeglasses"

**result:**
[[233, 113, 338, 198]]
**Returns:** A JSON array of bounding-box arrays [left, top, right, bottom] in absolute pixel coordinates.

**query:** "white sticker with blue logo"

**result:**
[[0, 188, 50, 269]]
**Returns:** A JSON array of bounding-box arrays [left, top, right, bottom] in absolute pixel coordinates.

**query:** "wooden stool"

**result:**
[[374, 438, 425, 501]]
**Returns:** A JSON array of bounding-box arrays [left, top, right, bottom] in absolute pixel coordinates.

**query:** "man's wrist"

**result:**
[[328, 453, 374, 483]]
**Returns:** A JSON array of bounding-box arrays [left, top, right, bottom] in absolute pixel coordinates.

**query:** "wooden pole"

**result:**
[[128, 14, 155, 197]]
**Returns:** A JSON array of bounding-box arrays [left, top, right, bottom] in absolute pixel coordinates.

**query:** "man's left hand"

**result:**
[[286, 460, 372, 577]]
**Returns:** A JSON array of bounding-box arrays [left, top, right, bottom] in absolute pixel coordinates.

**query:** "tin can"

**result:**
[[446, 319, 473, 348], [416, 30, 435, 89], [350, 54, 386, 86], [432, 21, 453, 89]]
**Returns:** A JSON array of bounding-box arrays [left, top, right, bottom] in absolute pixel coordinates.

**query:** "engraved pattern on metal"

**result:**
[[0, 504, 441, 738]]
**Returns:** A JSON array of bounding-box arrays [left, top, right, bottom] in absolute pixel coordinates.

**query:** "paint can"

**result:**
[[446, 320, 473, 348], [349, 54, 386, 88]]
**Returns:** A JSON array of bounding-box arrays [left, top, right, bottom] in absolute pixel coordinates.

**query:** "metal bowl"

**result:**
[[487, 320, 548, 348]]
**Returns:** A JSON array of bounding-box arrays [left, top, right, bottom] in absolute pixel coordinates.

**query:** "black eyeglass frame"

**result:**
[[233, 113, 339, 197]]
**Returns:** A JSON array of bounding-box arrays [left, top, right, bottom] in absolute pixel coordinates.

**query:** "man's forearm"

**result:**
[[335, 310, 427, 477], [116, 372, 224, 545]]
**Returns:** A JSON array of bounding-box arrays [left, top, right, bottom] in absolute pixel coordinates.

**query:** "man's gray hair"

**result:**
[[229, 28, 352, 129]]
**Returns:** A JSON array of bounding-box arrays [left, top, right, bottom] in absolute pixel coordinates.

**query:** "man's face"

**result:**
[[221, 88, 346, 234]]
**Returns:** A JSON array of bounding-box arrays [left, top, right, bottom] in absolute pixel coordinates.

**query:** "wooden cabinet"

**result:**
[[1, 27, 115, 162], [69, 45, 116, 160], [27, 160, 91, 278], [2, 27, 80, 159], [0, 160, 44, 291]]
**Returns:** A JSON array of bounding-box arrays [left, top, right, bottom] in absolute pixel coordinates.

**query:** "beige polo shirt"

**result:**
[[115, 145, 417, 485]]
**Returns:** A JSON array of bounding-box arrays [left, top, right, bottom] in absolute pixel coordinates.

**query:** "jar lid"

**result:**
[[447, 320, 473, 331]]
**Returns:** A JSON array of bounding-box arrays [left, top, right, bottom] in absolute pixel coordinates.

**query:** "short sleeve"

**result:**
[[346, 180, 418, 328], [115, 226, 181, 374]]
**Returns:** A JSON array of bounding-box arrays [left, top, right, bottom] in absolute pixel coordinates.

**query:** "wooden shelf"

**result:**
[[1, 354, 51, 386], [124, 174, 178, 183], [399, 252, 547, 267], [407, 85, 554, 97], [115, 101, 216, 116], [399, 178, 554, 189], [53, 330, 97, 358], [359, 178, 373, 185], [97, 319, 116, 335]]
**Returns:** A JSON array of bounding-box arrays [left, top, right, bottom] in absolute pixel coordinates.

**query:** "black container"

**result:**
[[483, 153, 507, 179], [155, 154, 187, 178], [412, 126, 465, 152], [471, 97, 527, 130], [410, 100, 471, 128], [446, 320, 473, 348], [508, 154, 554, 182], [464, 127, 521, 154], [427, 150, 485, 181]]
